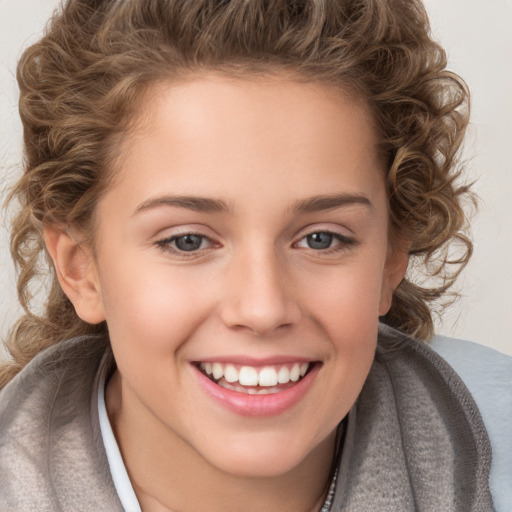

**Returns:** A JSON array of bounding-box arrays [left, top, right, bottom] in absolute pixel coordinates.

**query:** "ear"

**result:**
[[379, 243, 409, 316], [43, 226, 106, 324]]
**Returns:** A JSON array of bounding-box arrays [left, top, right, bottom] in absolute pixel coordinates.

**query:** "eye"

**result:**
[[173, 234, 207, 251], [295, 231, 354, 252], [156, 233, 213, 253], [301, 232, 335, 250]]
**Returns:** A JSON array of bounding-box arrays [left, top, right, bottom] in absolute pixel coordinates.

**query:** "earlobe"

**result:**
[[378, 245, 409, 316], [43, 226, 106, 324]]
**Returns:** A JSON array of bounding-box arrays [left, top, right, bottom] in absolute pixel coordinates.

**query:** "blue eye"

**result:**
[[157, 233, 212, 253], [305, 232, 335, 250], [295, 231, 354, 252], [173, 234, 205, 251]]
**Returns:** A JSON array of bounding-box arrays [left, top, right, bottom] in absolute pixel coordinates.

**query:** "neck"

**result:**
[[106, 371, 339, 512]]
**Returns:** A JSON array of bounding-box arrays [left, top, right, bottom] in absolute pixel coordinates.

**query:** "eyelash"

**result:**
[[155, 230, 355, 258], [155, 233, 216, 258], [293, 230, 356, 254]]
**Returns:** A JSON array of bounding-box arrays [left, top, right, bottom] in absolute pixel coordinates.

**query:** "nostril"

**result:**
[[219, 296, 302, 335], [218, 259, 302, 333]]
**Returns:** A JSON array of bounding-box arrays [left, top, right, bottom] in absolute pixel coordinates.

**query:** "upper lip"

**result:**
[[192, 355, 317, 366]]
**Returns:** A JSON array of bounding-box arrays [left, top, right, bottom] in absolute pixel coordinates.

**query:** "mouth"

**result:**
[[196, 361, 314, 395]]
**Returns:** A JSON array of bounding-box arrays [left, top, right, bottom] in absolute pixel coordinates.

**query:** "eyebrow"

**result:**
[[292, 193, 373, 214], [132, 192, 372, 216], [133, 195, 230, 216]]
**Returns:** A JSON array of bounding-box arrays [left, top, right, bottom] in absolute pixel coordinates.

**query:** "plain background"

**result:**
[[1, 0, 511, 355]]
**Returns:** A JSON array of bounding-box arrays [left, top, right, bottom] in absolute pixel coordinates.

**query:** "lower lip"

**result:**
[[194, 365, 319, 417]]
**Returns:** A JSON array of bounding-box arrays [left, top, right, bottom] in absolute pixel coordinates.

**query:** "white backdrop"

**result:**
[[1, 0, 511, 355]]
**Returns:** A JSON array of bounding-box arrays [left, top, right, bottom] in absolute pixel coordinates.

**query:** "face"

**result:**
[[81, 75, 406, 478]]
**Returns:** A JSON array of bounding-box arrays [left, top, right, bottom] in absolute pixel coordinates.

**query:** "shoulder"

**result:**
[[429, 335, 512, 383], [335, 325, 495, 510], [0, 335, 108, 419], [0, 335, 107, 419], [0, 335, 120, 510], [428, 336, 512, 512]]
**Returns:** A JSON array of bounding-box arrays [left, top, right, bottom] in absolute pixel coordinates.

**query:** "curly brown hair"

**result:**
[[1, 0, 472, 386]]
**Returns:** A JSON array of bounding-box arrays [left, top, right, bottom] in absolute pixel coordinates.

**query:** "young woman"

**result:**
[[0, 1, 510, 510]]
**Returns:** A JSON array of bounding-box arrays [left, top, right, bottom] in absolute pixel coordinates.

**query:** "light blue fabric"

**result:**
[[430, 336, 512, 512]]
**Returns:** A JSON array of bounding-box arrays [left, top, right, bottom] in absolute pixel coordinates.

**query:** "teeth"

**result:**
[[258, 367, 278, 387], [277, 366, 290, 384], [212, 363, 223, 380], [239, 366, 259, 386], [221, 382, 287, 395], [199, 362, 310, 387], [289, 364, 300, 382], [224, 364, 238, 383]]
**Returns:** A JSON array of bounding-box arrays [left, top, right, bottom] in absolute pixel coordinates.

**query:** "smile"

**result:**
[[197, 362, 311, 395], [193, 359, 320, 416]]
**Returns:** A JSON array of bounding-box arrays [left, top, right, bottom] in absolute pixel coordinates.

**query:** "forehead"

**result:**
[[108, 74, 385, 209], [134, 73, 376, 148]]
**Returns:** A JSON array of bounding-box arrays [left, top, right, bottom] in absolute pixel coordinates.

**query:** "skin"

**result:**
[[45, 75, 408, 512]]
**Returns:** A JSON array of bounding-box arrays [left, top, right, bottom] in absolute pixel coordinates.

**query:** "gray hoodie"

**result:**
[[0, 325, 494, 511]]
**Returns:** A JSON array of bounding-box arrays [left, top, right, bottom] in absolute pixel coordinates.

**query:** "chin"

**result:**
[[211, 452, 305, 479], [198, 430, 331, 479]]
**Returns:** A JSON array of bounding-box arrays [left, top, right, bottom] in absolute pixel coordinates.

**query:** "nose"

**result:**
[[219, 247, 302, 336]]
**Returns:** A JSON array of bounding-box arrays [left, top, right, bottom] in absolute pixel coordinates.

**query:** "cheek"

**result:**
[[302, 258, 385, 326], [98, 267, 210, 406], [298, 254, 384, 369], [98, 260, 213, 355], [304, 273, 379, 435], [318, 282, 380, 368]]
